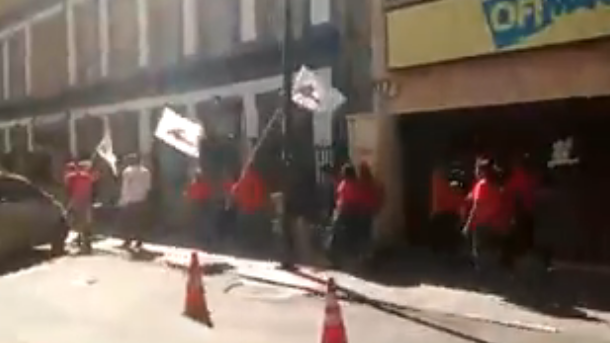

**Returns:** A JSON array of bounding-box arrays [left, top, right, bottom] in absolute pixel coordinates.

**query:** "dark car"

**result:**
[[0, 172, 69, 259]]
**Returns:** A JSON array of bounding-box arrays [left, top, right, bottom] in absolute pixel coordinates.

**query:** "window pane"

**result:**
[[108, 0, 139, 78], [75, 116, 103, 159], [197, 0, 239, 56], [108, 111, 140, 158], [31, 12, 68, 98], [8, 30, 26, 99], [74, 0, 101, 85], [148, 0, 183, 69]]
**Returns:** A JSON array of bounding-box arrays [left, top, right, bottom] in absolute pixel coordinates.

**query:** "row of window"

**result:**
[[0, 0, 332, 102]]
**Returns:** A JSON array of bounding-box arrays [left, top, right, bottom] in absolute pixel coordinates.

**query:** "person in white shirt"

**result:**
[[119, 154, 152, 250]]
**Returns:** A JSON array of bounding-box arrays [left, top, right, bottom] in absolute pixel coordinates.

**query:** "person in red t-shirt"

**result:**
[[230, 167, 266, 215], [185, 169, 214, 242], [328, 163, 361, 265], [462, 158, 511, 269], [504, 155, 539, 268], [355, 162, 384, 261], [429, 166, 465, 253], [64, 160, 98, 254], [230, 166, 269, 248]]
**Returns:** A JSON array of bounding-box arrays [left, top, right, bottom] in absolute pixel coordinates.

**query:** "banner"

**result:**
[[292, 66, 346, 114], [95, 128, 117, 175], [154, 107, 204, 158]]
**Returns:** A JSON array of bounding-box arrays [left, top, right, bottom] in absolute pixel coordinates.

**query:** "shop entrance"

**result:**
[[398, 96, 610, 265]]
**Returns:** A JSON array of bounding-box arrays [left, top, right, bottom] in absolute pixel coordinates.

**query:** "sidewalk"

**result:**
[[86, 233, 610, 338]]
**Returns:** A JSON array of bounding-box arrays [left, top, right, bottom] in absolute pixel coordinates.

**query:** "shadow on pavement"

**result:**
[[356, 248, 610, 324], [93, 209, 610, 325], [0, 248, 55, 277]]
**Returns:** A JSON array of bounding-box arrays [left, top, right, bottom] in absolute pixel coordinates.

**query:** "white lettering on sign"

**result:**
[[548, 137, 579, 168]]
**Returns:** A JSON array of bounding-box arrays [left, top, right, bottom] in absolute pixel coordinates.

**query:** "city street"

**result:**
[[0, 247, 608, 343]]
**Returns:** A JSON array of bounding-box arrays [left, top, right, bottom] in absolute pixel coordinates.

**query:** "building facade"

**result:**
[[0, 0, 372, 189], [368, 0, 610, 263]]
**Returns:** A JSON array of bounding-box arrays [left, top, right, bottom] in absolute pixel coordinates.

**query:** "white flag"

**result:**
[[154, 107, 204, 158], [96, 130, 117, 175], [292, 66, 346, 114]]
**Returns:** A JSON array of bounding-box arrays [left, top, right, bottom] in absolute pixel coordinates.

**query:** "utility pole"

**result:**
[[279, 0, 295, 270]]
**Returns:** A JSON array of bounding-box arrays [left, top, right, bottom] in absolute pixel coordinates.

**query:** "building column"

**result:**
[[4, 127, 10, 153], [24, 25, 32, 96], [69, 113, 77, 158], [242, 93, 258, 139], [182, 0, 198, 56], [66, 0, 77, 86], [239, 0, 257, 42], [26, 119, 34, 151], [139, 108, 152, 156], [2, 41, 9, 100], [98, 0, 110, 77], [136, 0, 150, 68]]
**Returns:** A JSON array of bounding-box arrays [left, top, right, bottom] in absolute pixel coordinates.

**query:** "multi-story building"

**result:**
[[366, 0, 610, 263], [0, 0, 372, 198]]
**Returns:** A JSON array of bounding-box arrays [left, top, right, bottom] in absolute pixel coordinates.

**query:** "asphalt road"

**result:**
[[0, 256, 601, 343], [0, 251, 606, 343]]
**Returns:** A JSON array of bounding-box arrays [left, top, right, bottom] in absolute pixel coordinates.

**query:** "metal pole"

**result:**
[[279, 0, 295, 270]]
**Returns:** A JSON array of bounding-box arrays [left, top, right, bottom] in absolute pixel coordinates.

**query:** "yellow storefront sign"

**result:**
[[386, 0, 610, 68]]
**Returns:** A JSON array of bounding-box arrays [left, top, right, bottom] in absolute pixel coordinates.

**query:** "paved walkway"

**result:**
[[84, 234, 610, 339]]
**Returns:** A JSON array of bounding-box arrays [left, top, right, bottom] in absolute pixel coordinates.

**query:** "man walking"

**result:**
[[65, 160, 98, 254], [119, 154, 152, 250]]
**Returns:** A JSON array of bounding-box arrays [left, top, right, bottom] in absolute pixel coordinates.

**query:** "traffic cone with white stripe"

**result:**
[[183, 252, 213, 327], [321, 278, 347, 343]]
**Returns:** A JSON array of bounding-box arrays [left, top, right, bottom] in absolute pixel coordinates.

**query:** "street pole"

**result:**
[[279, 0, 295, 270]]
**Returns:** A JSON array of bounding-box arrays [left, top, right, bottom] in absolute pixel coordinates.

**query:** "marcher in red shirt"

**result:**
[[463, 158, 512, 269], [355, 162, 384, 264], [229, 166, 269, 249], [64, 160, 98, 254], [430, 166, 465, 253], [231, 167, 267, 215], [186, 170, 212, 204], [504, 155, 539, 268], [185, 169, 215, 243], [505, 156, 538, 214], [328, 163, 362, 265], [357, 162, 384, 215]]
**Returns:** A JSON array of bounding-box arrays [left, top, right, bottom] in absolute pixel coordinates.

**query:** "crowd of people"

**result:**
[[60, 151, 387, 268]]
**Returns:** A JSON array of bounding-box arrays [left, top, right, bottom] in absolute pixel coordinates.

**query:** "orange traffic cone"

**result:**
[[183, 252, 213, 327], [321, 278, 347, 343]]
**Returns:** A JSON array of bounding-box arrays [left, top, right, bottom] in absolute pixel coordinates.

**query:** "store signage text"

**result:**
[[386, 0, 610, 68], [483, 0, 610, 48]]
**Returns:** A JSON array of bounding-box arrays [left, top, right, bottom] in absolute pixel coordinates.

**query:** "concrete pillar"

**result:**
[[370, 0, 405, 247]]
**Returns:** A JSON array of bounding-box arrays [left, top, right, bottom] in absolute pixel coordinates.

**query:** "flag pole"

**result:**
[[279, 0, 296, 270]]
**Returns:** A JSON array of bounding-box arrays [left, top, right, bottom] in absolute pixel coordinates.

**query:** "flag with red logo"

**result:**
[[292, 66, 345, 114], [154, 107, 204, 158]]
